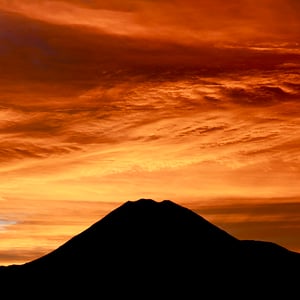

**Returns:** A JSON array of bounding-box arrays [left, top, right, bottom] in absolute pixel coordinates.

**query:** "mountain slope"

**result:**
[[0, 199, 299, 297]]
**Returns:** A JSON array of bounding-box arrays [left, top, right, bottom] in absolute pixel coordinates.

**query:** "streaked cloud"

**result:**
[[0, 219, 17, 231], [190, 200, 300, 253]]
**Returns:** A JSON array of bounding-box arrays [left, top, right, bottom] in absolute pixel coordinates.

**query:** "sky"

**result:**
[[0, 0, 299, 265]]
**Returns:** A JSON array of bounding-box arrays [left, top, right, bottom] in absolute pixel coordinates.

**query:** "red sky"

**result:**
[[0, 0, 299, 265]]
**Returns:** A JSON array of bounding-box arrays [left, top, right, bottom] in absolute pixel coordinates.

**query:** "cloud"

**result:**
[[0, 249, 46, 264], [0, 67, 299, 169], [223, 85, 296, 106], [0, 0, 299, 46], [0, 219, 17, 231], [0, 199, 121, 264], [190, 199, 300, 252], [0, 4, 299, 97]]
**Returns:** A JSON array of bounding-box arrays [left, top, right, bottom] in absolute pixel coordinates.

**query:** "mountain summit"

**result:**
[[1, 199, 299, 297]]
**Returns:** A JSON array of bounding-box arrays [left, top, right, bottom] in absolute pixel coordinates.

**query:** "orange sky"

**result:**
[[0, 0, 299, 265]]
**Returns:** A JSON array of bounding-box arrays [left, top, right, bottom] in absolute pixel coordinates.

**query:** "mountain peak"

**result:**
[[127, 198, 161, 203], [61, 197, 239, 252], [123, 198, 175, 208]]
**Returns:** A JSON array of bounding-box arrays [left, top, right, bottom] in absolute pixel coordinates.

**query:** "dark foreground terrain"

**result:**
[[1, 199, 299, 297]]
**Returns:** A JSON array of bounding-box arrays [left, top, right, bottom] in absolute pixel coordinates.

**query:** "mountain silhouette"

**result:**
[[0, 199, 299, 298]]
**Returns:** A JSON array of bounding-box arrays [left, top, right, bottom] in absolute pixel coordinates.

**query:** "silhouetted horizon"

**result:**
[[0, 198, 299, 297], [2, 198, 300, 268]]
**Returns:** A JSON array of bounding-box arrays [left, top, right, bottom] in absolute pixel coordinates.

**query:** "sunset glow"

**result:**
[[0, 0, 299, 265]]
